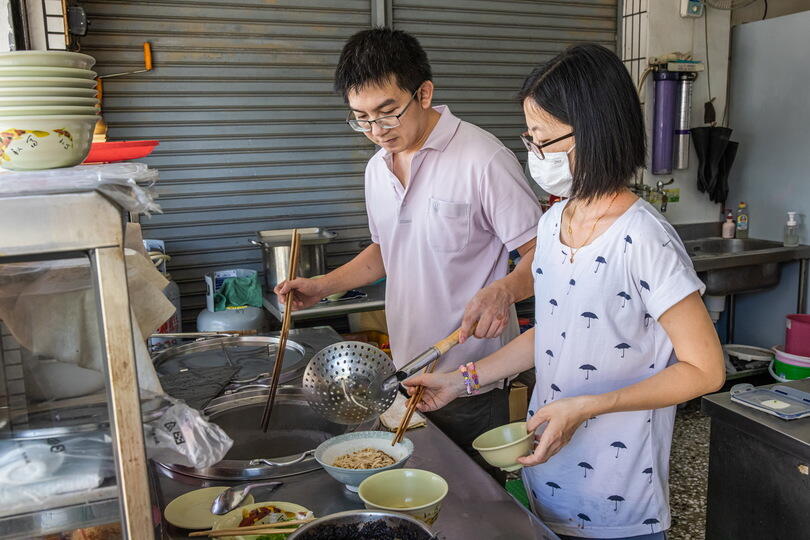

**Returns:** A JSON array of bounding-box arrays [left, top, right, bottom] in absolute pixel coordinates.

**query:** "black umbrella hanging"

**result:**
[[691, 126, 739, 204]]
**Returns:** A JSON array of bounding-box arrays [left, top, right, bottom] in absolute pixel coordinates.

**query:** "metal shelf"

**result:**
[[0, 189, 151, 538]]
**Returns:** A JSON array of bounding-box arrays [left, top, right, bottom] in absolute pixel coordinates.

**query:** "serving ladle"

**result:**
[[211, 480, 283, 515]]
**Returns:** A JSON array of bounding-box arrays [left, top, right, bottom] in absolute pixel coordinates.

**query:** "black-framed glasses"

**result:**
[[520, 131, 575, 159], [346, 87, 420, 132]]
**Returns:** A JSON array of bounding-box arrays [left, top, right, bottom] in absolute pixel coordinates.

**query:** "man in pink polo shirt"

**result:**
[[275, 28, 541, 475]]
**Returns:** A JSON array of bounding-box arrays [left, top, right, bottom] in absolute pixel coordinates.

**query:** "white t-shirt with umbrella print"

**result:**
[[523, 199, 704, 539]]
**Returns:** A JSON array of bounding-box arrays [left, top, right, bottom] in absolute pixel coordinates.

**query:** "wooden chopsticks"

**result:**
[[260, 228, 301, 432], [189, 517, 314, 537], [392, 358, 438, 445]]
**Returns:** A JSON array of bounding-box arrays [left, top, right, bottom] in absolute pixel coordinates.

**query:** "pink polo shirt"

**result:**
[[366, 105, 542, 376]]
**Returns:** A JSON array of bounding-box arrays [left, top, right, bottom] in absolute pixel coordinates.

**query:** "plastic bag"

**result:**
[[143, 397, 233, 469], [0, 162, 161, 215], [0, 434, 114, 514]]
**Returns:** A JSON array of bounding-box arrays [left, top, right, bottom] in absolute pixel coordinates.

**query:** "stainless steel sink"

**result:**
[[684, 237, 810, 296]]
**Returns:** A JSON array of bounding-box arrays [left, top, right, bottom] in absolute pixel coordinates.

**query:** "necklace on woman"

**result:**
[[566, 191, 621, 263]]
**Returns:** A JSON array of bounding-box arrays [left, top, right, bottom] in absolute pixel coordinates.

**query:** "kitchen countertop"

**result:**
[[702, 379, 810, 457], [263, 282, 385, 322], [152, 421, 559, 539]]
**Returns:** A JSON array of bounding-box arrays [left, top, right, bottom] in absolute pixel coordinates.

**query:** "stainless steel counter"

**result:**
[[152, 421, 559, 539], [263, 282, 385, 322]]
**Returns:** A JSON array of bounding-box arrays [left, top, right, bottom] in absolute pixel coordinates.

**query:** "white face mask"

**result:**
[[528, 145, 575, 197]]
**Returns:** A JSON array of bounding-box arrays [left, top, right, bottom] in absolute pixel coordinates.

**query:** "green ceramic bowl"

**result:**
[[358, 468, 448, 525], [472, 421, 533, 472]]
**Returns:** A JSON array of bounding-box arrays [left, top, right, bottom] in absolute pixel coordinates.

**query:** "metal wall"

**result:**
[[393, 0, 619, 158], [79, 0, 618, 327]]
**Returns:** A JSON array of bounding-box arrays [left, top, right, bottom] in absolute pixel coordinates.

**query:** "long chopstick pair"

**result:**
[[188, 517, 315, 537], [260, 229, 301, 431], [392, 358, 438, 445]]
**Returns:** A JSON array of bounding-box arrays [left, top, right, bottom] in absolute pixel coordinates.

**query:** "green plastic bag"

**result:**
[[213, 274, 262, 311]]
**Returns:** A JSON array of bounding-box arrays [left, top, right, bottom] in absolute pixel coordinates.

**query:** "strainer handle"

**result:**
[[249, 449, 314, 468]]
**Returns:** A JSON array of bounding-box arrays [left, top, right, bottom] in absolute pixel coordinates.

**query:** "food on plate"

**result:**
[[237, 504, 310, 528], [332, 448, 395, 469]]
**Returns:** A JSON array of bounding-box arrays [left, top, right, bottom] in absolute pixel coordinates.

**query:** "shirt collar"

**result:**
[[376, 105, 460, 162]]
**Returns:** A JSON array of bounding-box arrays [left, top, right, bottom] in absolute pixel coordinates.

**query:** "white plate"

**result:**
[[0, 66, 96, 79], [0, 96, 98, 107], [0, 51, 95, 70], [212, 501, 313, 540], [0, 105, 98, 116], [163, 487, 255, 531], [0, 86, 97, 97], [0, 77, 97, 88]]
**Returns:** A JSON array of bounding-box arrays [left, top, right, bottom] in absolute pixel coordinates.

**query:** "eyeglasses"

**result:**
[[346, 87, 420, 132], [520, 131, 575, 159]]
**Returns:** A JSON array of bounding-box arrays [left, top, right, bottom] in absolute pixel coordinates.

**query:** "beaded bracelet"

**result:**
[[458, 364, 474, 395], [465, 362, 481, 394]]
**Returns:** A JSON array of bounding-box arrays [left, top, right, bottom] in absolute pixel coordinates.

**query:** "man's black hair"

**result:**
[[335, 28, 432, 99], [518, 44, 646, 200]]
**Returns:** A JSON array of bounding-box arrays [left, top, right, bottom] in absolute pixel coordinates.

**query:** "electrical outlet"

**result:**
[[680, 0, 704, 18]]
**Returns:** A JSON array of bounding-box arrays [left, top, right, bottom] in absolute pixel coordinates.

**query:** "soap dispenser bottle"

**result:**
[[722, 210, 736, 239], [785, 212, 800, 247]]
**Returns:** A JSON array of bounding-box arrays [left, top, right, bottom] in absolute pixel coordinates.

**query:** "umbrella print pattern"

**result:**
[[608, 495, 625, 511], [643, 518, 660, 533], [611, 441, 627, 458], [617, 291, 631, 308], [615, 343, 631, 358], [640, 280, 651, 293], [561, 331, 566, 340], [579, 364, 597, 380], [577, 513, 591, 529], [594, 256, 607, 273], [562, 250, 569, 264], [550, 298, 558, 315], [578, 462, 593, 478], [624, 235, 633, 253], [644, 313, 653, 328], [546, 482, 560, 496], [584, 416, 597, 428], [567, 278, 576, 295], [643, 467, 653, 484], [536, 267, 543, 276], [581, 312, 598, 328], [550, 383, 561, 400], [546, 349, 554, 366]]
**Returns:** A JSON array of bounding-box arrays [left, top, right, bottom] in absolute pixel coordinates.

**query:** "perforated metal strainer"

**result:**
[[302, 341, 397, 425]]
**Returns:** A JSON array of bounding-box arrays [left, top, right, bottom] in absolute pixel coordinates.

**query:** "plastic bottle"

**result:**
[[722, 209, 736, 239], [785, 212, 800, 247], [736, 202, 749, 239]]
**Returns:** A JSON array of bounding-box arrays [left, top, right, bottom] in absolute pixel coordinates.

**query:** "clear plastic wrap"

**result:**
[[144, 397, 233, 469], [0, 162, 161, 215]]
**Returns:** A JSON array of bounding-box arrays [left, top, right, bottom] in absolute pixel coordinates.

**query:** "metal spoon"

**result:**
[[211, 481, 283, 515]]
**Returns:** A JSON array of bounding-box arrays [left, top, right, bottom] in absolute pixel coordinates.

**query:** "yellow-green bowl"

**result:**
[[472, 421, 533, 472], [358, 468, 448, 525]]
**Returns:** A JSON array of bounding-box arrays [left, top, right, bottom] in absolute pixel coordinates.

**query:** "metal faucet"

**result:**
[[630, 179, 674, 213], [655, 179, 674, 213]]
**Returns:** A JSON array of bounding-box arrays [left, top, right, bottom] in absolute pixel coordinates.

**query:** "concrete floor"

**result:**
[[669, 402, 712, 540]]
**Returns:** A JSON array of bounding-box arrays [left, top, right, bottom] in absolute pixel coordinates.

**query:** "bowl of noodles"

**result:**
[[314, 431, 414, 492]]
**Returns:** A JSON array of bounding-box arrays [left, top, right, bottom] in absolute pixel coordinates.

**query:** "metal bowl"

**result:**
[[287, 510, 434, 540]]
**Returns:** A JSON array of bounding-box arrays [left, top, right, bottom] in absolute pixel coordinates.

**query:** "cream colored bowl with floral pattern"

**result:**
[[0, 115, 97, 171]]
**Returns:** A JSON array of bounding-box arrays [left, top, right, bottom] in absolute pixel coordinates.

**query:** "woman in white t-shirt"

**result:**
[[403, 44, 725, 540]]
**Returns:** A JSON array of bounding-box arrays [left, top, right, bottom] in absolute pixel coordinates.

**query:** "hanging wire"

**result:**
[[763, 0, 769, 19]]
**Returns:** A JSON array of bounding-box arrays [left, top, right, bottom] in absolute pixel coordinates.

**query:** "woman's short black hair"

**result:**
[[334, 28, 432, 100], [518, 44, 646, 200]]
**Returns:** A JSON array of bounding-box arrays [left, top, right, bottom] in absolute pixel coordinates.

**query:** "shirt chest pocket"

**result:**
[[427, 197, 470, 253]]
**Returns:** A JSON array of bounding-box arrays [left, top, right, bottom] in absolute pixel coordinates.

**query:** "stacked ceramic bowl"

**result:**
[[0, 51, 99, 171]]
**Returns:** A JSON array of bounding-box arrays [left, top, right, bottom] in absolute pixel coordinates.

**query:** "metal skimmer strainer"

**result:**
[[302, 341, 397, 425]]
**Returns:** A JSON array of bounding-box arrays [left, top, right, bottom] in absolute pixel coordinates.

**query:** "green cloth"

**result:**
[[505, 478, 531, 510], [213, 275, 262, 311]]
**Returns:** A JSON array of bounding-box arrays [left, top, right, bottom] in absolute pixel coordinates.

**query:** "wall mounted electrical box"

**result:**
[[680, 0, 704, 18]]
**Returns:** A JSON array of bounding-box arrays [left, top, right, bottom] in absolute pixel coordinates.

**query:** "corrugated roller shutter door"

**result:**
[[393, 0, 619, 160], [79, 0, 375, 327]]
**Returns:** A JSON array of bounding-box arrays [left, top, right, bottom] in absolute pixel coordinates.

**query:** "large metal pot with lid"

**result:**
[[154, 387, 376, 480], [250, 227, 337, 291]]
